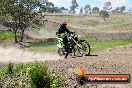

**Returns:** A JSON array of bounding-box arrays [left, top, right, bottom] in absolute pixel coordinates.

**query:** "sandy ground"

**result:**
[[0, 46, 62, 63]]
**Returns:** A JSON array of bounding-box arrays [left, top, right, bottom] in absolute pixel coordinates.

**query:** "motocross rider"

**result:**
[[56, 21, 70, 58]]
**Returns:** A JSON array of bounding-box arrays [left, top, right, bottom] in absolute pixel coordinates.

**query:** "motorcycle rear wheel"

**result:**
[[58, 48, 65, 56]]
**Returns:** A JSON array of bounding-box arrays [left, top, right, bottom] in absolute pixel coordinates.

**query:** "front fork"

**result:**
[[70, 37, 83, 48]]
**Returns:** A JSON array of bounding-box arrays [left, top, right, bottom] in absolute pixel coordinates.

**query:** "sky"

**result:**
[[48, 0, 132, 12]]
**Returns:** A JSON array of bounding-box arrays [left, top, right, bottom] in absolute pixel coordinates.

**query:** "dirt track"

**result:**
[[86, 30, 132, 40], [24, 28, 132, 40], [0, 46, 62, 63], [0, 45, 132, 88], [46, 45, 132, 88]]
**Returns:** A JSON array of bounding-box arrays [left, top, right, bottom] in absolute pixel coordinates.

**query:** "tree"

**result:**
[[0, 0, 44, 43], [70, 0, 79, 14], [60, 7, 65, 11], [115, 7, 120, 13], [120, 6, 126, 13], [114, 6, 126, 14], [53, 7, 61, 13], [60, 7, 68, 13], [45, 2, 54, 13], [80, 7, 83, 14], [92, 7, 99, 14], [84, 4, 91, 14], [103, 1, 112, 11], [38, 0, 48, 12], [99, 10, 109, 21], [111, 10, 116, 14]]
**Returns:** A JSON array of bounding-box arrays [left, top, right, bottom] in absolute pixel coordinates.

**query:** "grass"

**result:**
[[0, 63, 32, 78], [0, 31, 15, 39], [28, 45, 57, 52], [0, 66, 7, 78], [45, 14, 132, 30], [87, 39, 132, 52], [27, 38, 57, 52], [27, 37, 132, 52]]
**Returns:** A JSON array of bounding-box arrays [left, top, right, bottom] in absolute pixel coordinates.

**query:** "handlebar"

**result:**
[[56, 32, 76, 37]]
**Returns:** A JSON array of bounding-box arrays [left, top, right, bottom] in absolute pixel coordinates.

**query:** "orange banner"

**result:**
[[77, 74, 131, 85]]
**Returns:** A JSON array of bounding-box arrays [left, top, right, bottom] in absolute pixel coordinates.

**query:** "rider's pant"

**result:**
[[63, 36, 68, 48], [63, 36, 69, 58]]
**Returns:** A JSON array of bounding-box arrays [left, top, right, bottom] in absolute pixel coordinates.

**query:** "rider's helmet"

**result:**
[[61, 21, 67, 25]]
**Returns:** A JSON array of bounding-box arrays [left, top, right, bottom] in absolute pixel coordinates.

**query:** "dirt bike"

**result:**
[[57, 32, 91, 57]]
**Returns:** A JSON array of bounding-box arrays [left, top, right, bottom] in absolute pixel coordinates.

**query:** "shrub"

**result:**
[[29, 63, 50, 88], [0, 63, 62, 88], [7, 62, 14, 74], [29, 63, 62, 88]]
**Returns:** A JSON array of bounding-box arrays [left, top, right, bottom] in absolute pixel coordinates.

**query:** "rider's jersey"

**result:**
[[56, 25, 70, 35]]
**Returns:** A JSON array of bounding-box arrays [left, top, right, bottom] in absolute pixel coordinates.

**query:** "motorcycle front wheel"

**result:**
[[77, 40, 91, 56]]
